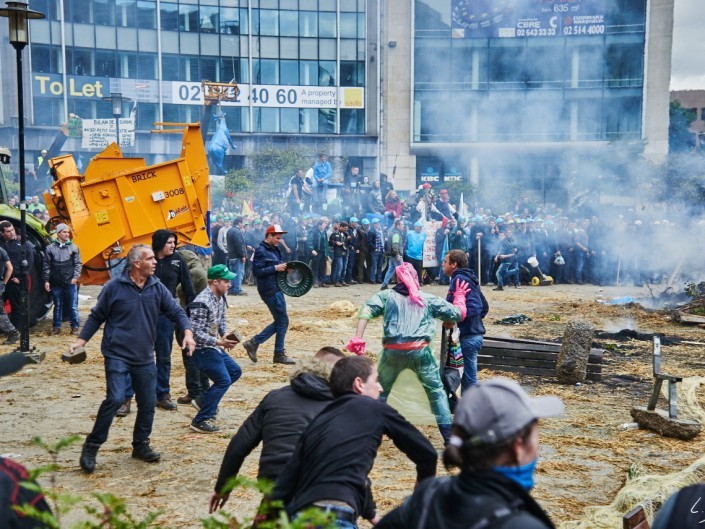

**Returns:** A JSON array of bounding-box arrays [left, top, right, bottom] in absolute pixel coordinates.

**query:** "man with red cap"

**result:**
[[242, 225, 296, 365]]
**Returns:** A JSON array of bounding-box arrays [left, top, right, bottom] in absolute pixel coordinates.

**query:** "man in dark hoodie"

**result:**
[[226, 216, 247, 296], [442, 249, 489, 393], [118, 230, 196, 415], [208, 346, 345, 513]]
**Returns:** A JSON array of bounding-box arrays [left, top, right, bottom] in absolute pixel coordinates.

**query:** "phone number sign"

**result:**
[[169, 82, 364, 109]]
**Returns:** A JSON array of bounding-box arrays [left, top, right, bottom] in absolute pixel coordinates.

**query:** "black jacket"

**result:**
[[377, 470, 555, 529], [447, 268, 488, 337], [1, 457, 52, 529], [226, 225, 247, 259], [272, 393, 437, 521], [214, 372, 334, 492], [152, 229, 196, 303]]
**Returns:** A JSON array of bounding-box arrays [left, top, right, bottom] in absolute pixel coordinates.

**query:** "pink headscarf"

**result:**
[[395, 262, 425, 307]]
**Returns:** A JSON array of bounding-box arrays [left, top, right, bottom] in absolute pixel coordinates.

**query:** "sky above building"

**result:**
[[671, 0, 704, 90]]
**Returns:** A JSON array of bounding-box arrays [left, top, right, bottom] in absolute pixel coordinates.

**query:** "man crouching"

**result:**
[[188, 264, 242, 433]]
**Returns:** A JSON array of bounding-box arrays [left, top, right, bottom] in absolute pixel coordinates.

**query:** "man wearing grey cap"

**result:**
[[43, 223, 82, 335], [377, 378, 563, 529]]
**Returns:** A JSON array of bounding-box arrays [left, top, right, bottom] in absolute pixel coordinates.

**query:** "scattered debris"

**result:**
[[495, 314, 532, 325]]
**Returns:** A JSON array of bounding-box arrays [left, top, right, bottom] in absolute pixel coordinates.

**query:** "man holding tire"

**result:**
[[242, 225, 296, 365]]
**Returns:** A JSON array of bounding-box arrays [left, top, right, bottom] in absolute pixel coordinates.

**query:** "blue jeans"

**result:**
[[345, 252, 356, 282], [332, 255, 345, 284], [460, 334, 483, 393], [192, 347, 241, 422], [228, 258, 245, 294], [370, 252, 384, 282], [574, 251, 587, 282], [51, 283, 79, 329], [253, 291, 289, 353], [381, 256, 402, 287], [294, 506, 357, 529], [87, 357, 156, 446], [496, 262, 518, 287]]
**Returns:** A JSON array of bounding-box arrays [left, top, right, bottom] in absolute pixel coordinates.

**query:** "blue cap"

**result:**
[[414, 220, 423, 227], [361, 218, 370, 225], [372, 217, 380, 223], [349, 216, 359, 223], [474, 216, 483, 222], [496, 218, 504, 223]]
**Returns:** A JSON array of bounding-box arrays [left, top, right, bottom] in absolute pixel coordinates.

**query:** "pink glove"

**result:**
[[346, 337, 366, 356], [451, 280, 470, 320]]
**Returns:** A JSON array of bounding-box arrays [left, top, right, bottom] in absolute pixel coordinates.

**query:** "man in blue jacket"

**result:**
[[442, 249, 489, 392], [242, 225, 296, 365], [69, 244, 195, 473]]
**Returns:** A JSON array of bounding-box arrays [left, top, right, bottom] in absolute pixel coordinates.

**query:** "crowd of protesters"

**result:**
[[211, 162, 694, 293]]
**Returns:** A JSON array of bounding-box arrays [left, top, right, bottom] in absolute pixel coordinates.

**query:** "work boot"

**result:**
[[492, 286, 504, 291], [156, 394, 177, 411], [131, 441, 161, 463], [70, 327, 79, 335], [116, 398, 132, 417], [273, 352, 296, 365], [177, 393, 195, 405], [51, 327, 61, 335], [79, 441, 100, 473], [243, 339, 259, 363], [4, 330, 19, 344]]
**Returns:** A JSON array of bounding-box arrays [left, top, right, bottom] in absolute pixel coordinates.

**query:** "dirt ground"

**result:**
[[2, 281, 705, 528]]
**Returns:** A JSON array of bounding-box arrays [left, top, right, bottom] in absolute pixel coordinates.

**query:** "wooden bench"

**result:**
[[623, 505, 650, 529], [478, 336, 603, 381], [647, 335, 683, 419]]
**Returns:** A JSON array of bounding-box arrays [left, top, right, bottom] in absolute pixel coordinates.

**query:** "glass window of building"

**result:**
[[254, 59, 279, 84], [65, 0, 91, 23], [340, 0, 357, 12], [280, 10, 298, 36], [341, 109, 364, 134], [136, 103, 158, 130], [340, 13, 357, 38], [319, 0, 336, 11], [220, 7, 240, 34], [340, 61, 364, 86], [299, 11, 317, 37], [97, 50, 117, 77], [319, 61, 336, 86], [254, 108, 280, 132], [280, 108, 299, 133], [30, 0, 61, 21], [605, 36, 644, 87], [179, 4, 199, 32], [357, 13, 366, 38], [116, 0, 137, 28], [300, 108, 318, 133], [280, 60, 299, 85], [118, 52, 138, 78], [180, 55, 200, 81], [201, 57, 219, 82], [33, 99, 63, 126], [67, 48, 94, 76], [137, 1, 157, 30], [94, 0, 117, 25], [318, 12, 336, 38], [200, 6, 218, 33], [160, 2, 178, 31], [31, 44, 52, 73], [488, 40, 526, 89], [221, 57, 244, 84], [162, 54, 179, 81], [526, 39, 565, 89], [300, 60, 318, 85], [137, 53, 157, 79], [318, 109, 335, 133], [258, 9, 279, 36], [415, 39, 450, 88]]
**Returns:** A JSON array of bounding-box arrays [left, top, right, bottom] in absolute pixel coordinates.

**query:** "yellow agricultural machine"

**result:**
[[44, 123, 211, 286]]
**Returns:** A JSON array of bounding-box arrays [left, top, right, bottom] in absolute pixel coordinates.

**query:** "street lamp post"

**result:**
[[102, 92, 131, 147], [0, 1, 45, 353]]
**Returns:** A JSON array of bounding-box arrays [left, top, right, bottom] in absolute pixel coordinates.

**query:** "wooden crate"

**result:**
[[478, 336, 604, 381]]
